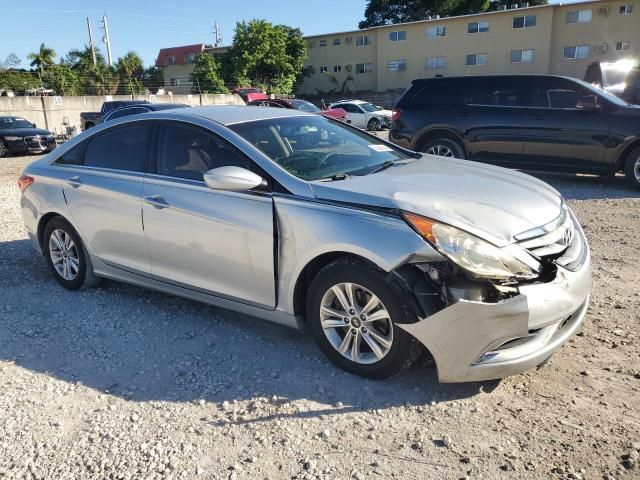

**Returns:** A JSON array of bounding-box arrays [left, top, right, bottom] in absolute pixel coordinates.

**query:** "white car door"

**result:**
[[342, 104, 367, 128]]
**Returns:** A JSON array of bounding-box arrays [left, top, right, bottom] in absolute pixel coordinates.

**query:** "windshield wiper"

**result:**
[[369, 160, 396, 174], [318, 173, 351, 182]]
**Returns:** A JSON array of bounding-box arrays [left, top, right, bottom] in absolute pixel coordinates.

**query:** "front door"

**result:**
[[521, 77, 610, 171], [141, 121, 276, 308], [60, 122, 151, 274], [341, 104, 367, 128]]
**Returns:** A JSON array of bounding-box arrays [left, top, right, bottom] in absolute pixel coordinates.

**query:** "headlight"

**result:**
[[404, 212, 540, 281], [3, 136, 21, 141]]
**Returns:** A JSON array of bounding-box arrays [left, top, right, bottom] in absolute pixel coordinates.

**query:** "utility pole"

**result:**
[[213, 21, 222, 47], [101, 14, 113, 67], [87, 17, 97, 66]]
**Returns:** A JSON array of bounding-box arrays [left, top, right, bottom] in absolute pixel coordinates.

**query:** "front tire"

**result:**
[[367, 118, 381, 132], [306, 258, 422, 379], [0, 142, 9, 158], [624, 146, 640, 190], [43, 218, 100, 290], [421, 138, 465, 159]]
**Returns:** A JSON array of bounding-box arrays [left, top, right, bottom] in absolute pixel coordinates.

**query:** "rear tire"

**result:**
[[421, 138, 465, 159], [43, 217, 100, 290], [624, 146, 640, 191], [306, 258, 422, 379]]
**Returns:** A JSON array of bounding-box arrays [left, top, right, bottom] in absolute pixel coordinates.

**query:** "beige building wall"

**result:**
[[299, 0, 639, 94], [162, 64, 196, 93]]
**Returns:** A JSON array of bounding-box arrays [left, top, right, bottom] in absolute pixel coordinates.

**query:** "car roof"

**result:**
[[170, 105, 314, 125], [331, 99, 365, 105], [411, 74, 579, 84]]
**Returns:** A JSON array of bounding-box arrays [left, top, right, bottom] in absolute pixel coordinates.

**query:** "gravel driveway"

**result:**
[[1, 154, 638, 480]]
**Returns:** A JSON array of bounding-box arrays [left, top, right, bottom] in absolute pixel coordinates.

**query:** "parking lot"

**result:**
[[1, 153, 639, 480]]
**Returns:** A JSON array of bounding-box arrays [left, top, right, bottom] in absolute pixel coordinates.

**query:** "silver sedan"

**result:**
[[19, 106, 591, 382]]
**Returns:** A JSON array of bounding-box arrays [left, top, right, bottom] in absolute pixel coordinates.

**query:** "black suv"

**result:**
[[390, 75, 640, 189]]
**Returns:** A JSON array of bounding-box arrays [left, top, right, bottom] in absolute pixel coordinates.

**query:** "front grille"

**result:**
[[24, 136, 52, 149]]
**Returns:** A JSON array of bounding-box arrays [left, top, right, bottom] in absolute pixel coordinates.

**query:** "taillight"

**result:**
[[391, 109, 402, 122], [18, 175, 34, 193]]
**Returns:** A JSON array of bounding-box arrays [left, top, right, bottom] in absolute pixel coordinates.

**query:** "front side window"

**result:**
[[229, 116, 410, 181], [84, 123, 150, 172], [466, 53, 488, 66], [511, 49, 534, 63], [566, 9, 592, 23], [563, 45, 590, 59], [0, 117, 32, 129], [155, 122, 250, 181], [468, 21, 490, 33], [513, 15, 537, 28], [389, 30, 407, 42], [426, 25, 446, 38], [426, 56, 446, 69], [387, 59, 407, 71], [356, 63, 373, 74]]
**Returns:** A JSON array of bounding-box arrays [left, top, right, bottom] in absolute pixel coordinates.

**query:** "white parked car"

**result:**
[[328, 100, 392, 131]]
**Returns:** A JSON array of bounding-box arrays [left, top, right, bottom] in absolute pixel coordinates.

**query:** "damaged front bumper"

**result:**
[[398, 249, 591, 383]]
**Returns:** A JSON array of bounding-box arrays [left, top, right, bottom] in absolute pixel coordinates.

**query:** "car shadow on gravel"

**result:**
[[0, 238, 498, 423], [527, 171, 640, 200]]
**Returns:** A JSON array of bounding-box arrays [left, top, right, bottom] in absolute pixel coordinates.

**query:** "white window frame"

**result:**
[[468, 21, 490, 34], [615, 41, 630, 52], [425, 56, 446, 69], [387, 59, 407, 72], [185, 53, 196, 64], [563, 45, 590, 59], [466, 53, 488, 66], [333, 65, 342, 73], [356, 35, 372, 47], [320, 66, 328, 73], [511, 49, 535, 63], [389, 30, 407, 42], [166, 55, 175, 66], [566, 9, 592, 23], [619, 4, 633, 15], [513, 15, 537, 28], [319, 40, 327, 47], [356, 63, 373, 74], [426, 25, 446, 38]]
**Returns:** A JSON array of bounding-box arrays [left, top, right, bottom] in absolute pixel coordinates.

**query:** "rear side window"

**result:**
[[404, 80, 466, 107], [84, 123, 150, 172], [106, 107, 149, 121], [467, 78, 527, 107], [55, 143, 84, 165]]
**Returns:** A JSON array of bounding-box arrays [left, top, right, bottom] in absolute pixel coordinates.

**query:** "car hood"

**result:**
[[0, 127, 52, 137], [372, 109, 392, 118], [310, 156, 563, 247]]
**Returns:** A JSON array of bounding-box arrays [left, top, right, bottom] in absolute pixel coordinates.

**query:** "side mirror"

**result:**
[[203, 166, 265, 192], [576, 95, 598, 110], [32, 123, 36, 128]]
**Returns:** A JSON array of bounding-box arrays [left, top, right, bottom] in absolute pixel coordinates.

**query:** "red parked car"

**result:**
[[232, 87, 269, 103], [247, 98, 347, 121]]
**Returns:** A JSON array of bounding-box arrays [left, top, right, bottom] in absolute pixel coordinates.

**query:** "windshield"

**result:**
[[0, 117, 32, 130], [572, 78, 629, 106], [229, 115, 410, 181], [360, 102, 382, 112], [290, 100, 320, 113]]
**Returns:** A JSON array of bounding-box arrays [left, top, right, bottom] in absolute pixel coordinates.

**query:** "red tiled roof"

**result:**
[[155, 44, 204, 67]]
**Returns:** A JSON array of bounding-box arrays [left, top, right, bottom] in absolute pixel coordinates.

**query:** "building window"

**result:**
[[320, 66, 328, 73], [511, 49, 534, 63], [356, 63, 373, 74], [389, 30, 407, 42], [319, 40, 327, 47], [513, 15, 537, 28], [566, 9, 592, 23], [387, 60, 407, 71], [185, 53, 196, 64], [616, 41, 630, 51], [426, 56, 446, 69], [356, 35, 372, 47], [468, 21, 489, 34], [166, 55, 175, 66], [619, 4, 633, 14], [426, 26, 446, 38], [333, 65, 342, 73], [333, 38, 341, 46], [170, 77, 184, 86], [466, 53, 488, 66], [308, 41, 316, 48], [563, 45, 590, 59]]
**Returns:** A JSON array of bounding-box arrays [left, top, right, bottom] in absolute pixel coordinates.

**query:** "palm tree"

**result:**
[[27, 43, 56, 73]]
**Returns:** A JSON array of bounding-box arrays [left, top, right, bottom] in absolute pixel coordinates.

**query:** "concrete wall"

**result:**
[[0, 94, 244, 135]]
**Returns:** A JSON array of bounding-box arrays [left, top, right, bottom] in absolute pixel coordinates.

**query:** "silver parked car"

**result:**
[[19, 106, 591, 382]]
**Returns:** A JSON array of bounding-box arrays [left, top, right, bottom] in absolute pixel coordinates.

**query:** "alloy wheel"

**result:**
[[426, 144, 455, 157], [49, 229, 80, 281], [319, 282, 394, 364], [368, 119, 381, 131], [634, 156, 640, 183], [0, 143, 7, 158]]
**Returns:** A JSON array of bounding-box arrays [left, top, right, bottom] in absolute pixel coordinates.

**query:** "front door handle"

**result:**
[[144, 195, 170, 209], [65, 176, 83, 188]]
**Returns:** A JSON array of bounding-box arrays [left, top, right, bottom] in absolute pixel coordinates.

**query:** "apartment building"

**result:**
[[301, 0, 638, 93], [155, 44, 228, 94]]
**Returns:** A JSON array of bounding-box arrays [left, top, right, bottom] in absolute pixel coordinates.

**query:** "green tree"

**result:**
[[359, 0, 546, 27], [0, 70, 40, 92], [190, 52, 228, 93], [225, 20, 308, 94], [142, 66, 165, 93], [0, 53, 21, 70], [42, 64, 83, 96], [27, 43, 56, 72], [116, 51, 144, 93]]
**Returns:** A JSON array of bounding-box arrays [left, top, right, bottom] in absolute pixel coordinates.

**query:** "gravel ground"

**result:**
[[1, 153, 639, 480]]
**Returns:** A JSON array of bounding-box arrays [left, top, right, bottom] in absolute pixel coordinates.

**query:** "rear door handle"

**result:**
[[144, 195, 170, 209], [65, 176, 83, 188]]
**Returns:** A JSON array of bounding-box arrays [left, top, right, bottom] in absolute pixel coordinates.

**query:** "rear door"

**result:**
[[58, 122, 151, 274], [462, 77, 529, 164], [521, 77, 610, 171]]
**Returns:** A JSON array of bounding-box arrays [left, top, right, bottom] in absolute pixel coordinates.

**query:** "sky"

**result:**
[[2, 0, 571, 68]]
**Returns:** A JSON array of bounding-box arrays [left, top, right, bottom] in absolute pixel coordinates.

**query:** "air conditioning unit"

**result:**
[[598, 6, 609, 15], [498, 5, 507, 10], [345, 36, 352, 43], [511, 4, 519, 9], [595, 43, 608, 54]]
